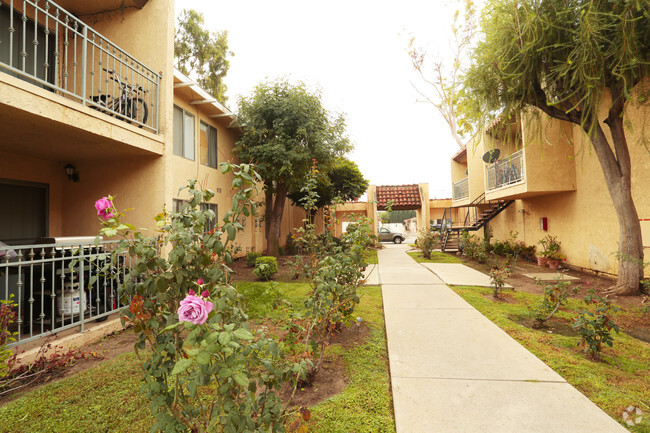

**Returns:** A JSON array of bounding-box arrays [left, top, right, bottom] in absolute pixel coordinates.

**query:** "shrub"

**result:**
[[0, 297, 17, 381], [489, 258, 512, 299], [253, 256, 279, 281], [95, 164, 303, 432], [462, 231, 491, 264], [572, 291, 620, 357], [531, 277, 579, 328], [417, 229, 441, 259], [291, 161, 374, 379], [246, 251, 262, 267]]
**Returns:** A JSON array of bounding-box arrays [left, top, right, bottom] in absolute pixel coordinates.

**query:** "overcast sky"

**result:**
[[174, 1, 467, 198]]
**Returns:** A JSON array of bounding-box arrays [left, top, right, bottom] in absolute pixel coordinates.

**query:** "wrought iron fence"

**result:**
[[487, 149, 525, 190], [1, 239, 131, 347], [453, 177, 469, 200], [0, 0, 159, 132]]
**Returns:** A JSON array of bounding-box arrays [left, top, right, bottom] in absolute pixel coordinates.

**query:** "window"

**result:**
[[200, 122, 218, 168], [173, 106, 195, 160], [0, 179, 49, 245]]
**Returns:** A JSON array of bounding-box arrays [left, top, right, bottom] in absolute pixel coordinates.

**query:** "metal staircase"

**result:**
[[438, 194, 514, 252]]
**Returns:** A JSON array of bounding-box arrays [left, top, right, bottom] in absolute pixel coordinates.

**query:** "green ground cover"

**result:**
[[453, 285, 650, 433], [365, 249, 379, 265], [0, 283, 394, 433], [407, 251, 463, 264]]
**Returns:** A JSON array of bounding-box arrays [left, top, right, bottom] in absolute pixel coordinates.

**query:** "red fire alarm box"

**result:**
[[540, 217, 548, 231]]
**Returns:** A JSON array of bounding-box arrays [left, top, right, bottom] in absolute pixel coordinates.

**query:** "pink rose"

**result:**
[[188, 289, 196, 296], [197, 278, 204, 286], [95, 197, 114, 220], [178, 295, 213, 325], [201, 290, 210, 298]]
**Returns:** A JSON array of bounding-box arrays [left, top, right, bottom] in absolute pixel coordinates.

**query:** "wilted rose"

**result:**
[[178, 295, 213, 325], [95, 197, 114, 220]]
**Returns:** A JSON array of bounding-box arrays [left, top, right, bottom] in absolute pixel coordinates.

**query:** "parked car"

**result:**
[[378, 227, 405, 244]]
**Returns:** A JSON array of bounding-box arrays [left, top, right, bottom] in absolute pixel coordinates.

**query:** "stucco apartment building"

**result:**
[[0, 0, 269, 346], [449, 91, 650, 278]]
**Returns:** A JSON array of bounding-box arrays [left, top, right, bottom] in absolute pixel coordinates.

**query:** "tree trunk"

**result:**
[[587, 120, 643, 296], [265, 183, 288, 257]]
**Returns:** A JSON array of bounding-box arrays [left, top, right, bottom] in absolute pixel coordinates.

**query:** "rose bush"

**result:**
[[96, 163, 305, 433]]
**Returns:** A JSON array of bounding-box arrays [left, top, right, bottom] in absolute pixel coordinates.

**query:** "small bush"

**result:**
[[254, 256, 279, 281], [531, 277, 579, 328], [0, 297, 18, 380], [246, 251, 262, 267], [417, 229, 441, 259], [572, 291, 620, 357], [462, 231, 491, 264]]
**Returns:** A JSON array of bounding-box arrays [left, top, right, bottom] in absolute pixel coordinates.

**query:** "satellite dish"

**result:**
[[482, 149, 501, 164]]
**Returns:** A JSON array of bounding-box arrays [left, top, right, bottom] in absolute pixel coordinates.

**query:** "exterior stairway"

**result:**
[[441, 196, 514, 252]]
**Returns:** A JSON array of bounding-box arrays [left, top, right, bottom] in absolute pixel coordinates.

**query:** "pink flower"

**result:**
[[197, 278, 204, 286], [188, 289, 196, 296], [95, 197, 114, 220], [201, 290, 209, 298], [178, 295, 213, 325]]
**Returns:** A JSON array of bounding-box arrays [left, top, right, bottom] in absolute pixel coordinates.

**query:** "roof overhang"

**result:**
[[375, 184, 422, 211], [173, 69, 238, 128]]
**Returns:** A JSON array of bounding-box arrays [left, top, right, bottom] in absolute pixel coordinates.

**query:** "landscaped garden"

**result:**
[[0, 164, 393, 433], [413, 231, 650, 432]]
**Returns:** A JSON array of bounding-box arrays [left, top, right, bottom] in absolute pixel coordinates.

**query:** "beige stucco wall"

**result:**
[[0, 0, 173, 242], [486, 87, 650, 277]]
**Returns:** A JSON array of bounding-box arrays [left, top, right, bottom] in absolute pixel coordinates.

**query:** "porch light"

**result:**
[[64, 164, 79, 182]]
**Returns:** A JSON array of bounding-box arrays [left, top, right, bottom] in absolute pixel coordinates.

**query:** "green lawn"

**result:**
[[452, 285, 650, 433], [365, 249, 379, 265], [0, 283, 394, 433], [407, 251, 463, 264]]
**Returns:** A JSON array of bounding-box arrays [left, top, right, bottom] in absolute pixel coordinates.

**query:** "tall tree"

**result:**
[[409, 0, 477, 148], [461, 0, 649, 295], [235, 80, 352, 256], [287, 158, 369, 210], [174, 9, 232, 104]]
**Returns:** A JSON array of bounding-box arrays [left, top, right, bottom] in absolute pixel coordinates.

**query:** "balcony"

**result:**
[[453, 177, 469, 200], [0, 0, 160, 133], [487, 149, 525, 191], [1, 237, 131, 347]]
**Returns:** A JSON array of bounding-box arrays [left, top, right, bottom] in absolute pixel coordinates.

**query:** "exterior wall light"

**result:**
[[64, 164, 79, 182]]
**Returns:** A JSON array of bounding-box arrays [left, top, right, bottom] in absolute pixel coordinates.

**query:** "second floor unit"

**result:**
[[452, 110, 578, 205], [0, 0, 175, 159]]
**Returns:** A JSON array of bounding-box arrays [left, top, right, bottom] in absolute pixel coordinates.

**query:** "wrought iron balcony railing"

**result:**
[[1, 238, 131, 347], [487, 149, 525, 190], [453, 177, 469, 200], [0, 0, 159, 132]]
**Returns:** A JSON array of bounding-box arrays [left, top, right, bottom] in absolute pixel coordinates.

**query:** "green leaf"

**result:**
[[233, 372, 249, 388], [218, 332, 232, 346], [161, 321, 181, 332], [226, 224, 236, 241], [171, 358, 193, 376], [155, 276, 169, 291], [233, 328, 254, 341], [196, 351, 211, 365], [218, 367, 232, 378]]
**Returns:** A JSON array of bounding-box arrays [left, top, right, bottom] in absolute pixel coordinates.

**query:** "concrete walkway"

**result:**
[[379, 244, 628, 433]]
